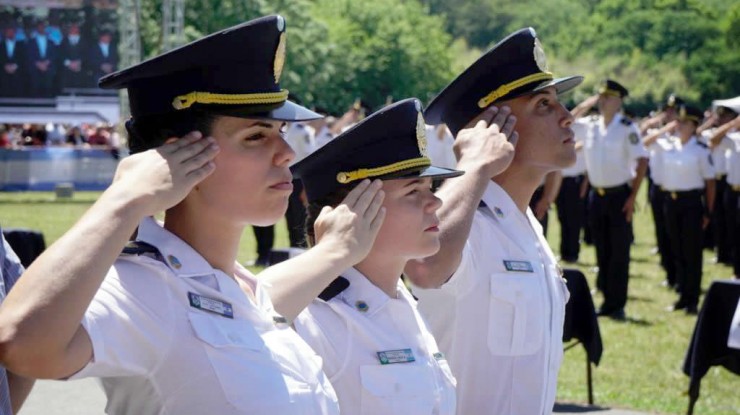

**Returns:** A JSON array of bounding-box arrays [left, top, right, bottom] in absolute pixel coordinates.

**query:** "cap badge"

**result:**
[[274, 32, 286, 83], [533, 38, 548, 73], [679, 106, 687, 118], [416, 111, 428, 157]]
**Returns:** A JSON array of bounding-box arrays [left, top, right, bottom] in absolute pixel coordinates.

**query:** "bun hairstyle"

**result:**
[[124, 110, 217, 154]]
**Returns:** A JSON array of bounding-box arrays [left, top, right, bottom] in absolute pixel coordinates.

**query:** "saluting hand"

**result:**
[[313, 179, 386, 266], [453, 105, 518, 178], [111, 131, 220, 217]]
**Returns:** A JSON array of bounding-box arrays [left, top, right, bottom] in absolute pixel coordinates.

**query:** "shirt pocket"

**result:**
[[487, 273, 545, 356], [359, 364, 435, 415], [188, 312, 298, 412]]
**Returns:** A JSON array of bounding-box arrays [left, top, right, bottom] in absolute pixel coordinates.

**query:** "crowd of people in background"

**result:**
[[0, 123, 120, 149]]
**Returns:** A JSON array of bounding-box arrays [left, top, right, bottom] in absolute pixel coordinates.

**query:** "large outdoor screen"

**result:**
[[0, 0, 118, 99]]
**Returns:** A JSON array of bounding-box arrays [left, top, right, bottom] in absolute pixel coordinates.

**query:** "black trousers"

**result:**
[[252, 225, 274, 261], [285, 179, 308, 248], [664, 191, 704, 307], [556, 175, 586, 261], [713, 176, 732, 263], [530, 185, 548, 236], [589, 186, 631, 312], [649, 183, 676, 285], [725, 187, 740, 277]]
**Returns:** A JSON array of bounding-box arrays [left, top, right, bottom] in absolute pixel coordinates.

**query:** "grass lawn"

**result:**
[[1, 188, 738, 414]]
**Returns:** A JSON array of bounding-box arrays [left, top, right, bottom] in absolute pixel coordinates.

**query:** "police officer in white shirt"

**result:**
[[646, 105, 715, 314], [577, 79, 649, 320], [556, 118, 589, 262], [0, 16, 391, 414], [700, 105, 738, 265], [404, 28, 581, 415], [284, 116, 317, 247], [640, 95, 683, 289], [292, 98, 462, 415], [707, 104, 740, 279], [425, 123, 458, 169]]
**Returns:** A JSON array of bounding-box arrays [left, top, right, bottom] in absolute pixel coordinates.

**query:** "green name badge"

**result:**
[[377, 348, 415, 365], [503, 260, 534, 273]]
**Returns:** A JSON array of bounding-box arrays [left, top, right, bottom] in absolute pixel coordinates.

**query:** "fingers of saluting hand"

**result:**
[[341, 179, 372, 208], [499, 114, 517, 138], [474, 106, 499, 129], [353, 179, 384, 214], [489, 106, 511, 132], [161, 130, 203, 154]]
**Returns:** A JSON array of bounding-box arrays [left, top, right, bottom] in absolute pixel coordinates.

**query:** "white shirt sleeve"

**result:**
[[627, 124, 648, 161], [294, 303, 349, 379], [699, 147, 716, 180], [70, 259, 176, 379]]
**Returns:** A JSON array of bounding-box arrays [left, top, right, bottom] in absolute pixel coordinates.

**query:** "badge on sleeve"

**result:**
[[629, 132, 639, 145], [377, 349, 415, 365], [503, 260, 534, 273], [188, 292, 234, 318]]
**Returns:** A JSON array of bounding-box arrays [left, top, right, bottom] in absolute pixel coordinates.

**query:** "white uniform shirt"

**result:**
[[701, 128, 733, 176], [581, 113, 648, 187], [294, 267, 456, 415], [726, 131, 740, 186], [71, 217, 339, 415], [646, 131, 675, 186], [285, 122, 316, 166], [561, 121, 587, 177], [425, 125, 457, 170], [413, 182, 570, 415], [658, 136, 714, 191]]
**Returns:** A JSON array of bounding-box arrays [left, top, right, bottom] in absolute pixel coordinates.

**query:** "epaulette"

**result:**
[[121, 240, 164, 262], [696, 141, 708, 149], [620, 117, 633, 126], [478, 200, 488, 209], [318, 277, 350, 301]]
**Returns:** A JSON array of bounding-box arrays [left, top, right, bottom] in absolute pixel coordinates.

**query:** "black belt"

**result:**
[[592, 184, 629, 196], [729, 185, 740, 192], [662, 189, 702, 200]]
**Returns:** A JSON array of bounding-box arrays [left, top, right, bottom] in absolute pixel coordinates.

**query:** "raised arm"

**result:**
[[260, 179, 386, 321], [570, 95, 598, 119], [708, 115, 740, 148], [642, 120, 676, 148], [404, 106, 517, 288], [0, 133, 218, 379]]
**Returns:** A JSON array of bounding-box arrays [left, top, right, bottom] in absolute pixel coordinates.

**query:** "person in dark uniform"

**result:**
[[646, 105, 715, 314], [58, 22, 89, 92], [0, 22, 27, 98], [87, 27, 117, 83], [577, 80, 649, 320], [641, 94, 683, 288], [26, 20, 58, 97]]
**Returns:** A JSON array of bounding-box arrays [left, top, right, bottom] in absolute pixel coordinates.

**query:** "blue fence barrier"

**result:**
[[0, 148, 118, 191]]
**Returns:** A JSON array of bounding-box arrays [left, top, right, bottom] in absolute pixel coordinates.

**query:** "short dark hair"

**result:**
[[124, 110, 217, 154], [304, 185, 355, 246]]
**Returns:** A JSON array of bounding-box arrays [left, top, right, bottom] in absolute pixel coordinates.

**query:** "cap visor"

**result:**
[[379, 165, 464, 182], [210, 99, 322, 122], [533, 75, 583, 96]]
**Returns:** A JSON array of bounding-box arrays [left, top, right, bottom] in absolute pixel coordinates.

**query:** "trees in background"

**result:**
[[136, 0, 739, 114]]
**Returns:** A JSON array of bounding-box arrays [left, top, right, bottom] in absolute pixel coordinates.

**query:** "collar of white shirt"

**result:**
[[338, 267, 400, 317], [137, 216, 218, 278]]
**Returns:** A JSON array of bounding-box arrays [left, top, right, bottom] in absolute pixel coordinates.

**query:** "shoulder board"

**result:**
[[696, 141, 708, 148], [318, 277, 350, 301], [478, 200, 488, 209], [121, 240, 164, 262], [620, 118, 633, 126]]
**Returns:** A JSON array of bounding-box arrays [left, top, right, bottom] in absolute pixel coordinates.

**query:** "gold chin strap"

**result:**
[[336, 157, 431, 184], [172, 89, 289, 110], [477, 72, 553, 108]]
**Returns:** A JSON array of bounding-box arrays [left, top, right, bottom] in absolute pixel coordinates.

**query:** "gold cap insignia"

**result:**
[[679, 106, 687, 118], [274, 32, 286, 84], [534, 38, 548, 73], [667, 95, 676, 107], [416, 111, 428, 157]]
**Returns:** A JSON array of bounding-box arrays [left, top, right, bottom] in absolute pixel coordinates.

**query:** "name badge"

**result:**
[[503, 260, 534, 273], [377, 348, 415, 365], [188, 292, 234, 318]]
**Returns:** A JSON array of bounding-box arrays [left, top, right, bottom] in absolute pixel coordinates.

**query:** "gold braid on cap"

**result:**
[[478, 72, 553, 108], [172, 89, 289, 110], [336, 157, 432, 184]]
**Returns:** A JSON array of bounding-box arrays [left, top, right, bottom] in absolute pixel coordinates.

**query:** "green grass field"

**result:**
[[1, 189, 738, 414]]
